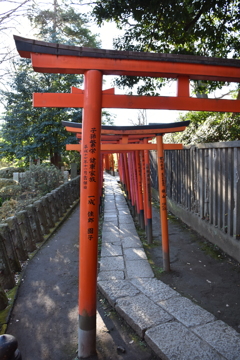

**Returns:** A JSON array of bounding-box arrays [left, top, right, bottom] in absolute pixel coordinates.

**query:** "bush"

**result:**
[[19, 164, 64, 196], [0, 199, 18, 220], [0, 185, 21, 197], [0, 179, 17, 188], [0, 167, 24, 179]]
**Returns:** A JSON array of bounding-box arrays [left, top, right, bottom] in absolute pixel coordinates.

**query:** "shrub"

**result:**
[[0, 185, 22, 197], [0, 199, 18, 220], [0, 179, 17, 188], [0, 167, 25, 179], [19, 164, 64, 196]]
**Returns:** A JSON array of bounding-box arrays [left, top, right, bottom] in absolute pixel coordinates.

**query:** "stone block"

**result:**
[[158, 296, 215, 327], [121, 236, 142, 248], [115, 293, 173, 338], [98, 279, 139, 307], [102, 228, 120, 240], [0, 224, 21, 272], [123, 248, 147, 261], [70, 163, 77, 179], [0, 234, 15, 289], [119, 227, 138, 237], [42, 196, 55, 229], [97, 270, 125, 281], [99, 256, 124, 272], [33, 200, 50, 235], [145, 322, 224, 360], [131, 278, 180, 303], [118, 216, 134, 224], [193, 320, 240, 360], [26, 204, 44, 243], [16, 210, 36, 253], [5, 216, 28, 261], [101, 243, 122, 257], [125, 259, 154, 279]]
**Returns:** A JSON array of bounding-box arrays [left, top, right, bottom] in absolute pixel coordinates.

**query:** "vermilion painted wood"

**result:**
[[132, 152, 139, 216], [66, 143, 183, 151], [30, 53, 240, 83], [128, 153, 135, 211], [156, 135, 170, 272], [144, 139, 153, 243], [33, 92, 240, 112], [141, 150, 148, 230], [135, 151, 145, 229], [78, 70, 102, 357], [65, 125, 188, 135], [123, 153, 131, 200]]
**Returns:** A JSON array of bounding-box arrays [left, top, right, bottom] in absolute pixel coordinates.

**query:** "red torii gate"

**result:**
[[14, 35, 240, 359], [63, 120, 187, 246]]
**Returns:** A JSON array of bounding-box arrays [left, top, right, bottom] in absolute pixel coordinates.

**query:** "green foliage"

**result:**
[[29, 2, 101, 47], [0, 179, 17, 188], [164, 111, 240, 144], [0, 185, 21, 198], [93, 0, 240, 94], [0, 167, 24, 179], [19, 164, 64, 196], [0, 59, 82, 165], [1, 1, 101, 166]]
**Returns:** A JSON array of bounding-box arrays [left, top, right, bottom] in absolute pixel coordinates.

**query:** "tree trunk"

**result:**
[[50, 152, 61, 168]]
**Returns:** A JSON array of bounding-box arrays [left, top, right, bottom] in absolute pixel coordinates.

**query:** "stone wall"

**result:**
[[0, 176, 80, 310]]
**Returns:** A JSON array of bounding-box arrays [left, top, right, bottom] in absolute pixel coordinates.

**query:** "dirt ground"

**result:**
[[140, 203, 240, 334]]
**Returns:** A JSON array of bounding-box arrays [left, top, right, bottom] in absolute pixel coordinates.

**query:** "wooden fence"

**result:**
[[150, 141, 240, 262]]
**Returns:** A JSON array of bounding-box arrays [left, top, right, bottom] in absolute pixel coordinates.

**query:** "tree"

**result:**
[[164, 111, 240, 144], [93, 0, 240, 57], [92, 0, 240, 94], [0, 59, 84, 164], [0, 1, 101, 167]]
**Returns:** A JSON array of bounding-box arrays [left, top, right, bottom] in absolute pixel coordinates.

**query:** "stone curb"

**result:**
[[98, 173, 240, 360]]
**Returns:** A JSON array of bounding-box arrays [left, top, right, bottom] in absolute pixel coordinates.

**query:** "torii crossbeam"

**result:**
[[14, 35, 240, 359]]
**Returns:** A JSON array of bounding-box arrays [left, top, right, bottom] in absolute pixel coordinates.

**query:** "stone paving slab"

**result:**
[[193, 320, 240, 360], [98, 280, 140, 307], [130, 278, 180, 303], [101, 230, 121, 243], [101, 228, 120, 239], [121, 236, 143, 248], [99, 174, 238, 360], [125, 259, 154, 279], [118, 209, 131, 216], [145, 322, 225, 360], [104, 213, 118, 219], [123, 247, 147, 260], [102, 221, 118, 228], [97, 270, 125, 281], [99, 256, 124, 272], [158, 295, 216, 328], [118, 216, 134, 224], [101, 243, 123, 257], [115, 293, 173, 338], [119, 227, 138, 237]]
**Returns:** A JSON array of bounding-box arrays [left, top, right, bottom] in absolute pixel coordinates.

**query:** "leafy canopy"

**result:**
[[93, 0, 240, 57], [164, 111, 240, 144], [93, 0, 240, 94], [1, 0, 102, 166]]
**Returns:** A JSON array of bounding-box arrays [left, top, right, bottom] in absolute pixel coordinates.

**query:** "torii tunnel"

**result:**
[[14, 35, 240, 359]]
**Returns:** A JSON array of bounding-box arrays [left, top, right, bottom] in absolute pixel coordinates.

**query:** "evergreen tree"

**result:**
[[1, 0, 100, 167]]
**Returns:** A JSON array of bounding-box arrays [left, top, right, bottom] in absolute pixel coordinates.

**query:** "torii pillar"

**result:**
[[78, 70, 102, 357]]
